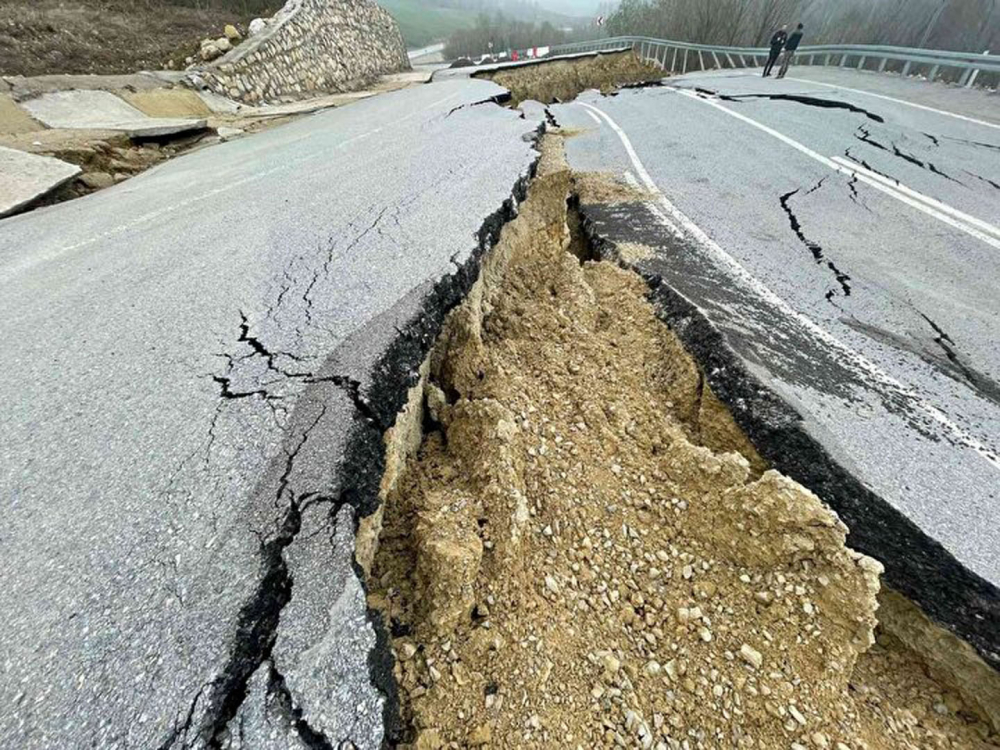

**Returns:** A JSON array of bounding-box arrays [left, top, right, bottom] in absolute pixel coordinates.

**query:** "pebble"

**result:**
[[739, 643, 763, 669], [603, 653, 622, 674]]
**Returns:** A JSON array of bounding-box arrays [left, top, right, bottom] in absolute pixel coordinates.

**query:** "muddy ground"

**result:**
[[363, 133, 1000, 750], [0, 0, 280, 77], [476, 52, 666, 107]]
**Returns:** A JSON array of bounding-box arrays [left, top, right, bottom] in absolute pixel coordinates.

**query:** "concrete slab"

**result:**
[[0, 146, 80, 218], [20, 90, 207, 138]]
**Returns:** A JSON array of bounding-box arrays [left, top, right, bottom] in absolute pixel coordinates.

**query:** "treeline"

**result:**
[[444, 13, 591, 57], [605, 0, 1000, 52]]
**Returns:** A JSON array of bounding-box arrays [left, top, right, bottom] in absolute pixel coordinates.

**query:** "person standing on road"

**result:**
[[776, 23, 804, 78], [763, 25, 788, 77]]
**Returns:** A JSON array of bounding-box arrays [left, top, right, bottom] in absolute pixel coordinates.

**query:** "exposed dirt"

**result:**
[[476, 51, 666, 107], [365, 134, 1000, 750], [0, 0, 279, 77], [0, 127, 209, 206]]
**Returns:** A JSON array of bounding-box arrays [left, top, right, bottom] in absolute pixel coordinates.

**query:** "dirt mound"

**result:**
[[0, 0, 279, 77], [477, 51, 665, 107], [365, 134, 1000, 750]]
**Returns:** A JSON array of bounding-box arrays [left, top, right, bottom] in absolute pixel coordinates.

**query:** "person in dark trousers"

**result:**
[[776, 23, 804, 78], [763, 25, 787, 77]]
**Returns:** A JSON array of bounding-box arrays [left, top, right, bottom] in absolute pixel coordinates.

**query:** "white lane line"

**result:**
[[785, 76, 1000, 132], [583, 109, 603, 125], [575, 99, 1000, 471], [1, 89, 464, 282], [829, 155, 1000, 240], [669, 87, 1000, 251]]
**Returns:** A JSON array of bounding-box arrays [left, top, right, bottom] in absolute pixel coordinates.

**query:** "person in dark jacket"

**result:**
[[776, 23, 804, 78], [763, 25, 787, 77]]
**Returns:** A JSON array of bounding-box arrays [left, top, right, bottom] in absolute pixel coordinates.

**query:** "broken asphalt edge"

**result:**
[[343, 135, 540, 747], [165, 120, 544, 749], [577, 206, 1000, 674]]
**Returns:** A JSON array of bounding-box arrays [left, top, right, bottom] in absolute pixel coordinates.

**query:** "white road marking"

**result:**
[[583, 109, 603, 125], [830, 155, 1000, 241], [575, 99, 1000, 471], [669, 87, 1000, 251], [785, 76, 1000, 132]]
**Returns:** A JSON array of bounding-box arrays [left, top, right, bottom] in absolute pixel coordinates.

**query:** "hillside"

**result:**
[[0, 0, 280, 77], [382, 0, 590, 50], [379, 0, 480, 49]]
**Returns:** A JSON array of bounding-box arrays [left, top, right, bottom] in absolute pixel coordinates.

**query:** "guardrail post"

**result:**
[[857, 55, 866, 69], [825, 53, 832, 66], [671, 46, 678, 73], [839, 53, 848, 68], [682, 49, 688, 74], [878, 57, 889, 72], [711, 51, 721, 69], [928, 63, 939, 81], [725, 53, 736, 67], [901, 60, 912, 76], [698, 50, 705, 70], [739, 54, 747, 67], [964, 50, 990, 87]]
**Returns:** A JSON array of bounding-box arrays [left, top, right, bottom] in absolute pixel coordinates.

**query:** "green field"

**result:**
[[378, 0, 480, 49]]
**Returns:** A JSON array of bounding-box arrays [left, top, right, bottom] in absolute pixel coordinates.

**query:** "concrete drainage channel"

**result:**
[[353, 131, 1000, 750]]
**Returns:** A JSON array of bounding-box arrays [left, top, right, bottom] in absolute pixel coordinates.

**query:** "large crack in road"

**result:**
[[357, 133, 1000, 748], [138, 63, 1000, 750]]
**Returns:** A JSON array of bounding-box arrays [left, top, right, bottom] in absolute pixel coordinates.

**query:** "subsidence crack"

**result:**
[[726, 93, 884, 122], [190, 405, 343, 749], [779, 187, 852, 300]]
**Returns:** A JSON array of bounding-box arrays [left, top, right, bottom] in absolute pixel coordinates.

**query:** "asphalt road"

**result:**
[[0, 78, 542, 748], [553, 67, 1000, 664]]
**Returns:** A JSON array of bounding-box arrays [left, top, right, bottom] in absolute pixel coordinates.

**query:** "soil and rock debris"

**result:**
[[0, 0, 278, 77], [364, 134, 1000, 750], [477, 52, 666, 107]]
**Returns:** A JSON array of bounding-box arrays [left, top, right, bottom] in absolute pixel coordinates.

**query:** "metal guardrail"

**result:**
[[546, 36, 998, 87]]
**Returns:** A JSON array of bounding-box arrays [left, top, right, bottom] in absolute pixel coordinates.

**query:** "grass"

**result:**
[[377, 0, 480, 49]]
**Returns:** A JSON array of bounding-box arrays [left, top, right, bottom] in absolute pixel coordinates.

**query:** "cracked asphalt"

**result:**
[[0, 78, 542, 748], [554, 68, 1000, 663]]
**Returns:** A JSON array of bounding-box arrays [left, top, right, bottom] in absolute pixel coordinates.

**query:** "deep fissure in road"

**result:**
[[476, 50, 666, 107], [361, 134, 1000, 749], [691, 90, 886, 123], [189, 62, 1000, 747], [173, 141, 543, 748]]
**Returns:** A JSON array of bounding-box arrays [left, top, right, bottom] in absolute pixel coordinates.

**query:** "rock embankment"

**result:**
[[190, 0, 409, 104]]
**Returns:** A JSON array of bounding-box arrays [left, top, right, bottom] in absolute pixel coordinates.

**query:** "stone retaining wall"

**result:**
[[191, 0, 409, 104]]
